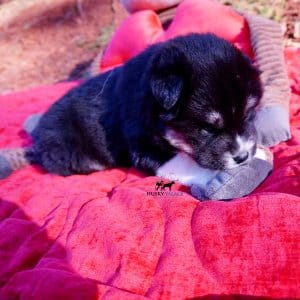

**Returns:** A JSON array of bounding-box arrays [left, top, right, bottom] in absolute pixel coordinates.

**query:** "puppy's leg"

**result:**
[[33, 139, 105, 176], [156, 152, 218, 187]]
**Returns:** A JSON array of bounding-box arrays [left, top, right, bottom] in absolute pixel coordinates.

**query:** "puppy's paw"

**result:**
[[254, 105, 291, 147], [191, 158, 273, 201]]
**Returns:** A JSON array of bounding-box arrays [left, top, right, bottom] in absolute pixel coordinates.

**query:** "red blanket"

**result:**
[[1, 1, 300, 298]]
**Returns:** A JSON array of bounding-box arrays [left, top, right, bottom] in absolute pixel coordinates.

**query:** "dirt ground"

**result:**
[[0, 0, 127, 94], [0, 0, 299, 95]]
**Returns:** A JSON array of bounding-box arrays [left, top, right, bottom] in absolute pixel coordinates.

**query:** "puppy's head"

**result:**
[[150, 33, 262, 170]]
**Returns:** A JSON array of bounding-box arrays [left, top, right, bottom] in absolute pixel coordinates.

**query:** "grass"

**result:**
[[220, 0, 285, 21]]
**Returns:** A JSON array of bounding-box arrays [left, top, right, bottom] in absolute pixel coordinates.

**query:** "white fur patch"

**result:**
[[223, 152, 239, 169], [236, 135, 255, 153], [156, 152, 218, 186], [164, 129, 193, 154], [88, 161, 105, 171]]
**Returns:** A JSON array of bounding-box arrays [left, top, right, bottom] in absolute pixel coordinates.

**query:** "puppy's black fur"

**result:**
[[27, 33, 262, 176]]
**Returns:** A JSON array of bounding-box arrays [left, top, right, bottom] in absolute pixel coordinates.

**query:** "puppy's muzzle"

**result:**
[[233, 151, 249, 164], [224, 136, 256, 169]]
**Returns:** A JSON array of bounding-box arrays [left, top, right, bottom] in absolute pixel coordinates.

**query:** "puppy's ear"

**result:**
[[151, 74, 183, 111], [150, 45, 187, 113]]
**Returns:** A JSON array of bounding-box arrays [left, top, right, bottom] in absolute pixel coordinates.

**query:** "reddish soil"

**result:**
[[0, 0, 127, 94]]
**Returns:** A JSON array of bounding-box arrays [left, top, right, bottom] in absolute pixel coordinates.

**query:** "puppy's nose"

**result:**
[[233, 151, 249, 164]]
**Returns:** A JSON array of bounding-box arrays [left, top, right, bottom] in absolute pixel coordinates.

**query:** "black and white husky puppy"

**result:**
[[26, 33, 262, 185]]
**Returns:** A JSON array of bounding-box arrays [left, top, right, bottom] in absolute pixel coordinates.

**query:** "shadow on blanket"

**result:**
[[0, 199, 98, 299]]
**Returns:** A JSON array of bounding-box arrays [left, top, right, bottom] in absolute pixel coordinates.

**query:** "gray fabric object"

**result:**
[[254, 105, 291, 146], [0, 108, 41, 180], [0, 148, 30, 179], [0, 155, 13, 179], [191, 158, 273, 201], [242, 12, 291, 146]]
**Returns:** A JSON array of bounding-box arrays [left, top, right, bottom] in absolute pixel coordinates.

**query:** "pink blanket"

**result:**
[[0, 0, 300, 298]]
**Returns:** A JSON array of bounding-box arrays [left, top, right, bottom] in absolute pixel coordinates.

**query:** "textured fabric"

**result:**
[[100, 0, 253, 72], [0, 48, 299, 299], [242, 12, 291, 110]]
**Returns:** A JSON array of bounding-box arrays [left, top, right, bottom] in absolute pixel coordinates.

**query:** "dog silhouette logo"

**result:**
[[155, 180, 175, 191], [155, 180, 164, 190]]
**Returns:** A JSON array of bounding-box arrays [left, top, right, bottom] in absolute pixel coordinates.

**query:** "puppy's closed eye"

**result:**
[[201, 125, 222, 135]]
